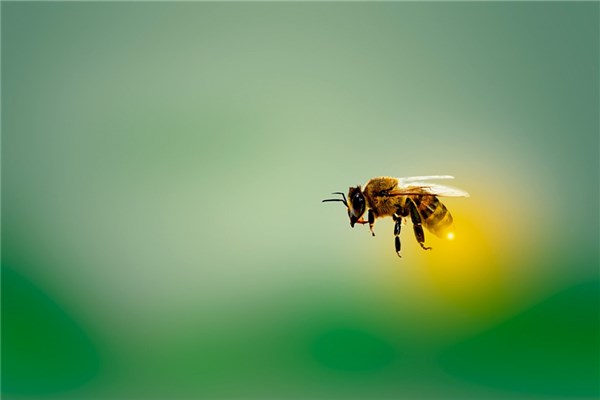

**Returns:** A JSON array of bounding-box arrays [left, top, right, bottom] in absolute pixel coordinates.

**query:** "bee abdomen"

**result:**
[[414, 196, 454, 238]]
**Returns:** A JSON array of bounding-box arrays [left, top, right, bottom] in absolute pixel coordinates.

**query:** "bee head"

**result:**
[[347, 186, 366, 227], [322, 186, 366, 228]]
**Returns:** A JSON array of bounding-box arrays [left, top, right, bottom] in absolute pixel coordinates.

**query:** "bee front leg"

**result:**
[[408, 199, 432, 251], [393, 214, 402, 257], [368, 209, 376, 237]]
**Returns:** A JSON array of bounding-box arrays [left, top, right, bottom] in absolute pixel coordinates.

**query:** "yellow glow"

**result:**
[[415, 201, 514, 316]]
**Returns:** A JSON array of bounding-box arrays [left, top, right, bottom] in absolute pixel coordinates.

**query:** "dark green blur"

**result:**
[[441, 280, 600, 397], [2, 266, 100, 395]]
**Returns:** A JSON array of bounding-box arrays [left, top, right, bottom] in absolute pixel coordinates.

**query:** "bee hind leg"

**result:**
[[407, 199, 432, 251], [414, 225, 432, 251]]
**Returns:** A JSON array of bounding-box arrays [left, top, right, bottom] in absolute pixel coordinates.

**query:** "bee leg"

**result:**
[[408, 199, 432, 251], [393, 214, 402, 257], [368, 209, 376, 236]]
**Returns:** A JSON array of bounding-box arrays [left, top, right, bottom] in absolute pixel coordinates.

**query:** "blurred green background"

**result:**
[[2, 2, 598, 399]]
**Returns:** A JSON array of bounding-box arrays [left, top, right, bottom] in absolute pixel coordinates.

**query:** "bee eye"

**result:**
[[352, 193, 364, 206], [351, 193, 365, 217]]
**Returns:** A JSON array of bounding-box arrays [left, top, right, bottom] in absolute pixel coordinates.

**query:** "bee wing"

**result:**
[[398, 175, 455, 185], [394, 177, 470, 198], [407, 183, 469, 197]]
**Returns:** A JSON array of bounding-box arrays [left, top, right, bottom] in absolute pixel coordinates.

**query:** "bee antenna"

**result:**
[[322, 192, 348, 207], [322, 199, 348, 206], [331, 192, 347, 204]]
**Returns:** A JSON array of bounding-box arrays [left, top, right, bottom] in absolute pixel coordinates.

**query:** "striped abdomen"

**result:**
[[411, 195, 454, 238]]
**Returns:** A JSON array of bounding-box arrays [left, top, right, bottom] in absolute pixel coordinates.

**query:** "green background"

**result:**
[[2, 2, 598, 399]]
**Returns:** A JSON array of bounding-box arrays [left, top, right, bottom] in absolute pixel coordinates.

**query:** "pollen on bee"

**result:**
[[447, 232, 455, 240]]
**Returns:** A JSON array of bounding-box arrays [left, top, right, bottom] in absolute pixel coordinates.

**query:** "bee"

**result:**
[[322, 175, 469, 257]]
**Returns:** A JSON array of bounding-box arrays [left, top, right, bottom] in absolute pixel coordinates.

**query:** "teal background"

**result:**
[[2, 2, 598, 399]]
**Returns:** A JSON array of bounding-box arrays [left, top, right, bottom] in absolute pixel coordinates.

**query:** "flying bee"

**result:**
[[322, 175, 469, 257]]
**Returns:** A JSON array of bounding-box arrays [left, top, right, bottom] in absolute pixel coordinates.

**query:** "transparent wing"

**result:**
[[398, 175, 454, 186], [407, 183, 469, 197], [394, 176, 469, 197]]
